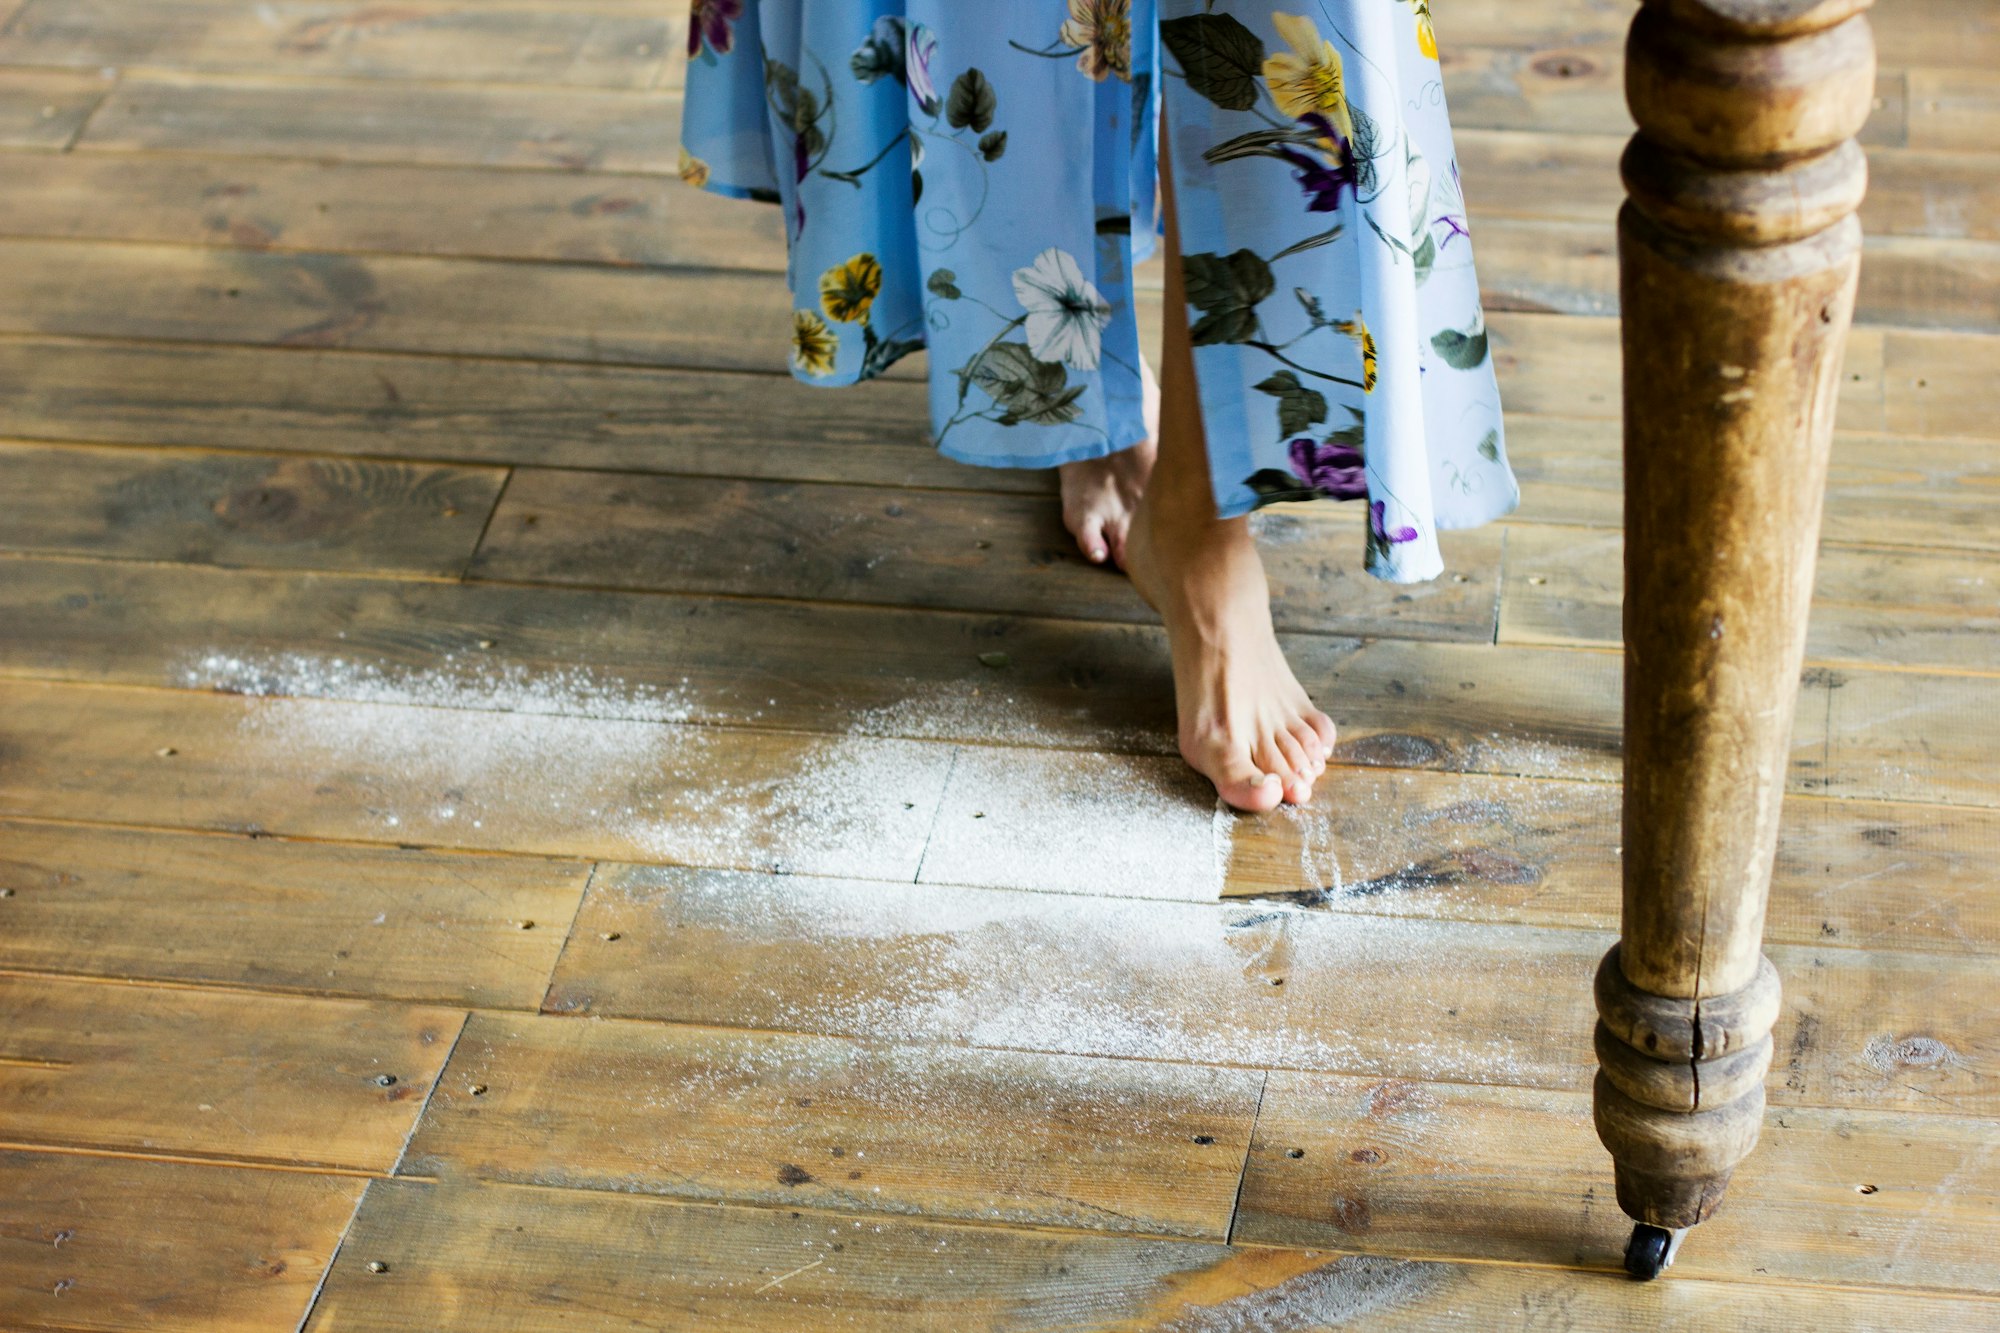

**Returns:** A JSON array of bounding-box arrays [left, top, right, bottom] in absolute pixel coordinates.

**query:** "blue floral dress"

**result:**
[[681, 1, 1517, 582]]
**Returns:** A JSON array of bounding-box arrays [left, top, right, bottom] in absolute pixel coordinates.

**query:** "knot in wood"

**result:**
[[1626, 9, 1876, 166]]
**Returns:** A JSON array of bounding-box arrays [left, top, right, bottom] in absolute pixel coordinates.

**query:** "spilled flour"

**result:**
[[183, 648, 1235, 895]]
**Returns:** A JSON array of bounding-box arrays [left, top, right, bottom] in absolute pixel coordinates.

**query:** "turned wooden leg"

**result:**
[[1593, 0, 1874, 1279]]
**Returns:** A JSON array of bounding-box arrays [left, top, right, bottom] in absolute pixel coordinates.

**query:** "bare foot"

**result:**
[[1125, 496, 1338, 812], [1057, 357, 1159, 567]]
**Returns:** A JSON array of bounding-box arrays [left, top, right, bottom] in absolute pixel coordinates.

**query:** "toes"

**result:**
[[1305, 708, 1339, 756], [1290, 720, 1327, 774], [1069, 511, 1111, 565], [1268, 729, 1315, 806], [1104, 513, 1134, 569], [1214, 763, 1285, 813]]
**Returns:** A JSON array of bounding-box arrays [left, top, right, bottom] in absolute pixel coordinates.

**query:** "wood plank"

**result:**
[[1909, 69, 2000, 153], [1491, 311, 1892, 434], [0, 820, 587, 1007], [1884, 325, 2000, 440], [310, 1182, 2000, 1333], [1502, 414, 2000, 552], [468, 468, 1503, 642], [0, 243, 1931, 442], [0, 337, 1036, 492], [1816, 667, 2000, 810], [0, 236, 823, 374], [1438, 45, 1908, 148], [78, 72, 684, 170], [0, 679, 953, 880], [1441, 0, 2000, 72], [0, 975, 461, 1169], [0, 1, 676, 90], [1499, 523, 2000, 672], [0, 439, 505, 575], [1236, 1073, 2000, 1294], [0, 147, 790, 268], [6, 562, 1997, 944], [0, 1150, 364, 1333], [1474, 217, 2000, 331], [404, 1013, 1261, 1239], [1457, 128, 2000, 244], [0, 65, 110, 149], [540, 866, 1997, 1119]]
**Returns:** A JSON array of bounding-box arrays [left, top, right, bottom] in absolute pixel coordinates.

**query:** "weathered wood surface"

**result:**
[[306, 1179, 2000, 1332], [403, 1013, 1263, 1238], [468, 469, 1503, 641], [0, 66, 109, 149], [0, 1, 679, 89], [1501, 523, 2000, 672], [0, 974, 461, 1169], [1237, 1073, 2000, 1294], [1501, 415, 2000, 550], [0, 440, 505, 574], [0, 1151, 364, 1333], [0, 820, 587, 1006], [540, 865, 1996, 1118]]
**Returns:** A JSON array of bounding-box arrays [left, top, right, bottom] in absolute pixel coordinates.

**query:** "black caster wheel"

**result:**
[[1623, 1224, 1684, 1281]]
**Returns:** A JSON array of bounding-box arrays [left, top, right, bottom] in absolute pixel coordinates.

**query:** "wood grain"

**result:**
[[0, 679, 954, 881], [0, 439, 505, 574], [0, 336, 1019, 490], [0, 1150, 364, 1333], [469, 468, 1503, 641], [404, 1013, 1262, 1238], [0, 1, 676, 89], [0, 66, 110, 149], [1499, 522, 2000, 672], [1908, 69, 2000, 153], [0, 974, 461, 1169], [537, 866, 1997, 1118], [0, 146, 789, 268], [1502, 414, 2000, 551], [308, 1178, 2000, 1329], [0, 820, 587, 1006], [1236, 1072, 2000, 1293]]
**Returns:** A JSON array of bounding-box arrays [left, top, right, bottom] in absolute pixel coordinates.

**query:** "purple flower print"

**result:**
[[1273, 116, 1355, 213], [688, 0, 743, 59], [906, 23, 940, 115], [1370, 500, 1418, 545], [1288, 438, 1368, 500]]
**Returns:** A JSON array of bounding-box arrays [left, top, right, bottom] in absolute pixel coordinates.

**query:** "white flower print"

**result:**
[[1011, 246, 1112, 370]]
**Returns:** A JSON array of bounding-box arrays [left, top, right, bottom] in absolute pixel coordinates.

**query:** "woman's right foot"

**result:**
[[1124, 493, 1338, 812]]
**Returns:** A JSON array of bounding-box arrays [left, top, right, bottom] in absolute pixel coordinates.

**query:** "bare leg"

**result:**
[[1124, 116, 1336, 811], [1058, 356, 1159, 567]]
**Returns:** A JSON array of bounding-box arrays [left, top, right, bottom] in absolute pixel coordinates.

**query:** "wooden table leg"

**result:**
[[1592, 0, 1875, 1280]]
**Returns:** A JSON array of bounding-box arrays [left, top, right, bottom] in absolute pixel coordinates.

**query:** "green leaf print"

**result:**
[[1243, 468, 1322, 506], [1160, 14, 1265, 111], [927, 269, 962, 300], [947, 69, 997, 134], [1411, 230, 1437, 286], [1348, 103, 1382, 194], [978, 129, 1007, 161], [968, 343, 1085, 426], [1477, 429, 1500, 462], [1182, 249, 1274, 346], [1254, 371, 1328, 438], [1431, 323, 1491, 370]]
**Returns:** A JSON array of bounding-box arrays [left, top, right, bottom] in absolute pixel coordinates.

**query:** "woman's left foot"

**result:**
[[1058, 357, 1159, 568]]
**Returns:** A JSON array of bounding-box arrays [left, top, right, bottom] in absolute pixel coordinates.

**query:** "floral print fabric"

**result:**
[[680, 1, 1517, 582]]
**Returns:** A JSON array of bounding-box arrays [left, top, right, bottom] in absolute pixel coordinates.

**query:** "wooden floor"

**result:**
[[1, 2, 1996, 1329]]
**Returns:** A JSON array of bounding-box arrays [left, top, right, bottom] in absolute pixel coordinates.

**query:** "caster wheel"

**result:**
[[1623, 1224, 1680, 1281]]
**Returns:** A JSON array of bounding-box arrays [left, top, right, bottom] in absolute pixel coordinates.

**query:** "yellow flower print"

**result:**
[[1336, 313, 1377, 392], [791, 309, 838, 377], [1263, 12, 1353, 139], [819, 253, 883, 324], [1403, 0, 1438, 61], [1059, 0, 1133, 83], [677, 147, 710, 188]]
